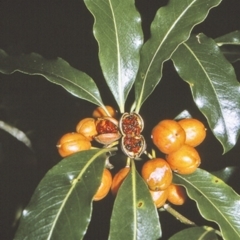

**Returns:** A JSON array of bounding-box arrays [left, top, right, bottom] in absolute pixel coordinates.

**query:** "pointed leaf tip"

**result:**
[[172, 34, 240, 153], [134, 0, 222, 112], [0, 49, 104, 107]]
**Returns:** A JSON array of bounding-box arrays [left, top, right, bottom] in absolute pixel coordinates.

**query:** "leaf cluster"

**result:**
[[0, 0, 240, 239]]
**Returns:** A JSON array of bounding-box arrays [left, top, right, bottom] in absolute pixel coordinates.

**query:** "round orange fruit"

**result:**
[[111, 167, 130, 195], [178, 118, 206, 147], [92, 105, 116, 118], [167, 184, 187, 205], [166, 144, 201, 174], [76, 118, 97, 141], [151, 120, 186, 154], [93, 169, 112, 201], [57, 132, 91, 157], [141, 158, 173, 191], [150, 189, 168, 208]]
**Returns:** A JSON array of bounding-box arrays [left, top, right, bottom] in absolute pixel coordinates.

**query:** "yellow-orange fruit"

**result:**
[[141, 158, 173, 191], [178, 118, 206, 147], [150, 189, 168, 208], [151, 120, 186, 154], [57, 132, 91, 157], [76, 118, 97, 141], [111, 167, 130, 195], [167, 184, 187, 205], [166, 144, 201, 174], [93, 169, 112, 201], [92, 105, 116, 118]]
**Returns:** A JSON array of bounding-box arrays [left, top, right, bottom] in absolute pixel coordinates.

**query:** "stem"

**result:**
[[126, 157, 131, 167], [143, 149, 156, 159], [130, 101, 136, 113], [102, 105, 112, 117], [202, 226, 222, 238], [105, 140, 119, 149], [162, 203, 196, 226], [162, 204, 223, 238], [151, 149, 156, 159], [144, 150, 153, 159]]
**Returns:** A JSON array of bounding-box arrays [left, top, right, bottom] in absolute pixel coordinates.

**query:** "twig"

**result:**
[[162, 203, 196, 226]]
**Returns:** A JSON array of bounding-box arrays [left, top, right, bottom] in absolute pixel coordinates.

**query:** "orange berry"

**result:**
[[166, 144, 201, 174], [111, 167, 130, 195], [93, 169, 112, 201], [76, 118, 97, 141], [178, 118, 206, 147], [150, 189, 168, 208], [92, 105, 116, 118], [167, 184, 187, 205], [57, 132, 91, 157], [141, 158, 173, 191], [151, 120, 186, 154]]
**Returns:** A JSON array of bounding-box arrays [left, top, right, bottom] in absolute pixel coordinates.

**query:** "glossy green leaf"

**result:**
[[215, 31, 240, 63], [169, 226, 218, 240], [14, 148, 115, 240], [218, 46, 240, 63], [174, 110, 192, 120], [84, 0, 143, 113], [134, 0, 222, 113], [173, 168, 240, 240], [172, 34, 240, 153], [212, 166, 238, 182], [109, 160, 161, 240], [215, 30, 240, 46], [0, 49, 105, 107]]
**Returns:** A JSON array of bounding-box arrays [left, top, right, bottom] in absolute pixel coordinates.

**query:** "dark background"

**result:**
[[0, 0, 240, 239]]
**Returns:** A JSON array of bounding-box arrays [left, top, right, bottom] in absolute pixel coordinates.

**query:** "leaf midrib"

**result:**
[[47, 148, 110, 240], [6, 65, 103, 107], [182, 41, 228, 138], [108, 0, 123, 111], [131, 160, 137, 240], [178, 174, 240, 237], [136, 0, 197, 112]]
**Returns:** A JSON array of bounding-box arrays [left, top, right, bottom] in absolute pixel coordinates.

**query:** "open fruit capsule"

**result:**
[[94, 117, 121, 145], [119, 113, 146, 158]]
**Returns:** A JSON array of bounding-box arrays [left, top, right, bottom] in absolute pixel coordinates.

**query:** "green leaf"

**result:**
[[215, 31, 240, 63], [84, 0, 143, 113], [215, 30, 240, 46], [109, 160, 161, 240], [14, 148, 114, 240], [172, 34, 240, 153], [212, 166, 238, 182], [174, 110, 193, 120], [0, 50, 105, 107], [173, 168, 240, 240], [218, 46, 240, 63], [169, 226, 218, 240], [134, 0, 222, 113]]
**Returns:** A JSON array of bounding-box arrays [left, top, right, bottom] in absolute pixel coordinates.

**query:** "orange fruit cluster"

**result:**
[[141, 158, 186, 208], [56, 110, 206, 205], [142, 118, 206, 208], [56, 105, 118, 158], [56, 106, 118, 201], [110, 161, 187, 208], [151, 118, 206, 174]]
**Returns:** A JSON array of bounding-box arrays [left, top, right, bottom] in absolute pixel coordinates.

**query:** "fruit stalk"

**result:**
[[162, 203, 196, 226]]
